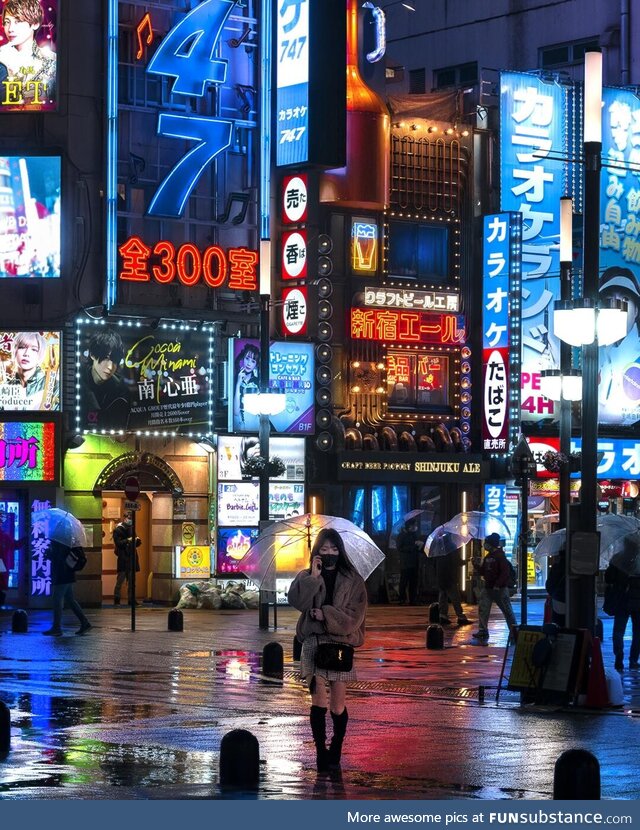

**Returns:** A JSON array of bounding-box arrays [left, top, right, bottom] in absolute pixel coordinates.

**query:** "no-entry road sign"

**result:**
[[124, 476, 140, 501]]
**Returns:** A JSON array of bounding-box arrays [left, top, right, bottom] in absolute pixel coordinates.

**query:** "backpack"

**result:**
[[65, 547, 87, 572], [506, 558, 518, 596]]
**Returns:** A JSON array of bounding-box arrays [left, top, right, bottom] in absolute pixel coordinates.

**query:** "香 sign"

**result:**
[[281, 229, 307, 279], [76, 321, 212, 433]]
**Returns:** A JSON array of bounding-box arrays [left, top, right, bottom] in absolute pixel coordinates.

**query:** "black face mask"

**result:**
[[321, 554, 339, 569]]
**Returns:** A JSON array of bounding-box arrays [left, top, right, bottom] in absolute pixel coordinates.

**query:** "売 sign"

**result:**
[[282, 174, 308, 224]]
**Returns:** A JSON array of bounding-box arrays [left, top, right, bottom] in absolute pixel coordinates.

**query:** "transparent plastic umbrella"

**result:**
[[32, 508, 87, 548], [238, 514, 386, 590], [534, 516, 640, 568], [533, 529, 567, 561], [423, 526, 466, 558], [442, 511, 512, 542]]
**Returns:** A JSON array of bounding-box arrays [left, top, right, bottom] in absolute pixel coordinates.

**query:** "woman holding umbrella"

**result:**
[[288, 528, 368, 773]]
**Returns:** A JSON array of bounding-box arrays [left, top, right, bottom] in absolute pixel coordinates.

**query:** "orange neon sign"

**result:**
[[136, 13, 154, 60], [118, 236, 258, 290]]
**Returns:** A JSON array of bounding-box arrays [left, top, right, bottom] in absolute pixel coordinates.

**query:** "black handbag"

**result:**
[[315, 641, 354, 672]]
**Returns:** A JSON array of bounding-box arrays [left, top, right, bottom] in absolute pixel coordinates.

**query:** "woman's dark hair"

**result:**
[[236, 343, 260, 370], [310, 528, 353, 574]]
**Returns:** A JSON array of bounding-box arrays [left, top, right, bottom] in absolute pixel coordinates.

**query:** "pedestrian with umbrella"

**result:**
[[396, 516, 422, 605], [34, 508, 91, 637], [287, 527, 368, 774]]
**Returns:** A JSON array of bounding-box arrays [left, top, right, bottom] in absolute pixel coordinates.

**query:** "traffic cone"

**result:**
[[585, 636, 609, 708]]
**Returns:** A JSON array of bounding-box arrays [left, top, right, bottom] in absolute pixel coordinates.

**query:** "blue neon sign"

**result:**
[[276, 0, 309, 166]]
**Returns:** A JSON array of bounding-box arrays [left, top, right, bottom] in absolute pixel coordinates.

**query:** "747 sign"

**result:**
[[145, 0, 236, 218]]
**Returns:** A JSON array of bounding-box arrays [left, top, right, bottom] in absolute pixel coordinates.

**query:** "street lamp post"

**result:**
[[258, 290, 273, 630], [558, 197, 574, 534]]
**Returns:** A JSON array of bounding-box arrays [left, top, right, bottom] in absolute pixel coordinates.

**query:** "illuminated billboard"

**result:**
[[598, 86, 640, 427], [500, 72, 566, 423], [351, 308, 466, 345], [275, 0, 346, 167], [0, 0, 58, 112], [228, 338, 315, 434], [76, 321, 212, 433], [0, 331, 60, 411], [0, 421, 56, 481], [0, 156, 60, 278], [216, 526, 260, 575]]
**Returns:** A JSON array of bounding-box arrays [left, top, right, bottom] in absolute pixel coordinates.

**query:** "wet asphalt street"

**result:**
[[0, 599, 639, 801]]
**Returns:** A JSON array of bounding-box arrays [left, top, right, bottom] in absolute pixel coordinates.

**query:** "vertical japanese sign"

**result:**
[[598, 87, 640, 426], [482, 213, 522, 454], [276, 0, 309, 166], [30, 498, 52, 598], [0, 422, 56, 481], [500, 72, 567, 423]]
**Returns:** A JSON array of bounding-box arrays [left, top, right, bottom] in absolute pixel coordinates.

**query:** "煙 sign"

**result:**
[[282, 287, 308, 335]]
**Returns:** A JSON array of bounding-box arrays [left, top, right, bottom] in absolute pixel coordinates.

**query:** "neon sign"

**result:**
[[118, 236, 258, 290], [364, 287, 459, 312], [135, 13, 153, 60], [0, 422, 55, 481], [350, 308, 466, 344], [351, 220, 378, 273], [31, 498, 52, 597], [276, 0, 309, 166], [140, 0, 236, 217]]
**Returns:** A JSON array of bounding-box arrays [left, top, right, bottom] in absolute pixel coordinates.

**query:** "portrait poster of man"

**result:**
[[0, 155, 61, 279], [76, 323, 212, 432], [0, 330, 60, 411], [0, 0, 58, 112]]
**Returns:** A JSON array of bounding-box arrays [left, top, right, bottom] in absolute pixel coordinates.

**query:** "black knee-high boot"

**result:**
[[309, 705, 329, 772], [328, 708, 348, 768]]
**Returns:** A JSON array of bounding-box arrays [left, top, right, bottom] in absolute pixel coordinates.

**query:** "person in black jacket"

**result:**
[[605, 538, 640, 673], [112, 512, 141, 606], [436, 545, 471, 626], [397, 519, 422, 605], [545, 547, 566, 626], [43, 540, 91, 636]]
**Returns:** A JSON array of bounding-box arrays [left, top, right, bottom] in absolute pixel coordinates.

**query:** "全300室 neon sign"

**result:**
[[118, 236, 258, 290]]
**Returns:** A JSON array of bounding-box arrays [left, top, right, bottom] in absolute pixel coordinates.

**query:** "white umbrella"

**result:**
[[442, 511, 512, 542], [423, 526, 466, 557], [32, 508, 87, 548], [534, 516, 640, 568], [238, 514, 385, 589], [533, 529, 567, 561]]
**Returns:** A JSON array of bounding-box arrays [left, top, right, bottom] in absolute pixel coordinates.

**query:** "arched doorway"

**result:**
[[94, 452, 185, 605]]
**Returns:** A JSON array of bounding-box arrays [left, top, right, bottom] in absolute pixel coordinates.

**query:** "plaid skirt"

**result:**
[[300, 634, 358, 688]]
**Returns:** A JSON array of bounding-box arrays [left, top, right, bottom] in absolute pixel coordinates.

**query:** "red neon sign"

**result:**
[[136, 13, 154, 60], [118, 236, 258, 290], [350, 308, 466, 345]]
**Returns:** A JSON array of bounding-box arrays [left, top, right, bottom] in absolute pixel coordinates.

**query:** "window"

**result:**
[[387, 220, 450, 283], [434, 62, 478, 90], [540, 38, 599, 69], [387, 352, 451, 411], [409, 68, 426, 94]]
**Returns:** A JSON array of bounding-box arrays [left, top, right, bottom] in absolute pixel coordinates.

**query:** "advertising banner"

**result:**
[[174, 545, 211, 579], [500, 72, 567, 423], [269, 482, 305, 520], [217, 482, 260, 526], [0, 331, 60, 411], [0, 156, 60, 279], [216, 526, 260, 575], [76, 322, 212, 432], [598, 86, 640, 426], [0, 0, 58, 112], [0, 421, 56, 482], [218, 435, 305, 481], [228, 338, 314, 434]]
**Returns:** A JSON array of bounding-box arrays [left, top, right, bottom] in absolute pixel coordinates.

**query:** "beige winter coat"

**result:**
[[288, 567, 367, 647]]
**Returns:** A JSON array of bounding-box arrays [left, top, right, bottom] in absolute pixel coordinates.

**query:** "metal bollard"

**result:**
[[553, 749, 600, 800], [478, 685, 485, 704], [167, 609, 183, 632], [292, 636, 302, 662], [219, 728, 260, 789], [262, 642, 284, 678], [0, 700, 9, 755], [11, 609, 28, 634], [426, 623, 444, 650], [428, 602, 441, 624]]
